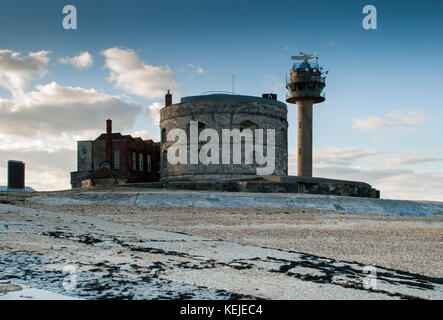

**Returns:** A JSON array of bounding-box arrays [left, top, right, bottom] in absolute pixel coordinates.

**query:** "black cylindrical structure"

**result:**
[[8, 160, 25, 190]]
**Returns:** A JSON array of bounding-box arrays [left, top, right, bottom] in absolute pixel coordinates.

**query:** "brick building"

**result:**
[[70, 119, 160, 188]]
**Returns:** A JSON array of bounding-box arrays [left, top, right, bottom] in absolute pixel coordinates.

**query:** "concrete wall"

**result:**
[[77, 141, 92, 172], [160, 95, 288, 182], [92, 140, 107, 170], [297, 100, 313, 177]]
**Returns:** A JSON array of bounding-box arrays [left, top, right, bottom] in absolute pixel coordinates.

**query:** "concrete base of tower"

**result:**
[[121, 175, 380, 199]]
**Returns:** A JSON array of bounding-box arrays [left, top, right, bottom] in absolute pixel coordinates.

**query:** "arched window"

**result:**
[[161, 150, 168, 171], [147, 154, 152, 172], [132, 152, 137, 171], [187, 121, 207, 136], [161, 128, 166, 144], [239, 120, 258, 131], [139, 153, 143, 171], [114, 151, 120, 168]]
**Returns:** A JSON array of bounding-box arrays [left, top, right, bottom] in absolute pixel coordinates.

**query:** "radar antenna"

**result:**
[[291, 52, 318, 62]]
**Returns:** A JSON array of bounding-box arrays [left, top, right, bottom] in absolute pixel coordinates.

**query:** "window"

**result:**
[[132, 152, 137, 170], [239, 120, 258, 131], [161, 150, 167, 171], [161, 128, 166, 144], [147, 155, 152, 172], [114, 151, 120, 168], [139, 153, 143, 171]]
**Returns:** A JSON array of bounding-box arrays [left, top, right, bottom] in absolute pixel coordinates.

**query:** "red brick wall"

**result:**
[[91, 137, 160, 183]]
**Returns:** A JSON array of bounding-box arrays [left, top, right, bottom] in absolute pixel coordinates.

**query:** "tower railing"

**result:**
[[289, 74, 326, 83], [291, 62, 322, 70], [288, 91, 326, 99]]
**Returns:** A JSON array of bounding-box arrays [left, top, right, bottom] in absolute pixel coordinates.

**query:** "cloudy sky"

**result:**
[[0, 0, 442, 200]]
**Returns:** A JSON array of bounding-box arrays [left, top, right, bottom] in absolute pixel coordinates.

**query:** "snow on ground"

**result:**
[[0, 201, 442, 299], [0, 284, 80, 300]]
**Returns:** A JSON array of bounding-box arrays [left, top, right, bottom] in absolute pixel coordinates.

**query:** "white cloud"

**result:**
[[372, 136, 387, 143], [0, 147, 75, 191], [0, 49, 50, 97], [313, 166, 412, 184], [374, 171, 443, 201], [388, 110, 426, 125], [102, 47, 180, 99], [147, 102, 163, 125], [0, 132, 75, 153], [0, 82, 142, 137], [313, 165, 443, 201], [352, 110, 426, 132], [315, 147, 386, 167], [58, 51, 93, 69], [288, 146, 443, 201], [188, 63, 209, 76], [0, 79, 146, 191], [314, 166, 443, 200], [352, 116, 391, 131], [384, 152, 443, 166], [129, 129, 159, 142], [289, 146, 386, 174]]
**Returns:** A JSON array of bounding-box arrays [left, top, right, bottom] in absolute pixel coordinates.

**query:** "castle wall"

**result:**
[[159, 95, 288, 182]]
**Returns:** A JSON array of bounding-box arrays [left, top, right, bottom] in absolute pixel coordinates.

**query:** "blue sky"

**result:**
[[0, 0, 442, 200]]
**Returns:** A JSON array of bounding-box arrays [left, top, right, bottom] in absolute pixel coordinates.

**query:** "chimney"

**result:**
[[165, 90, 172, 107], [106, 119, 112, 135], [106, 119, 112, 166]]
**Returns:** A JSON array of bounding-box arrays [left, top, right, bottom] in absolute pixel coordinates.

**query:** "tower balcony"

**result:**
[[292, 61, 321, 70], [289, 74, 326, 84], [285, 90, 325, 104]]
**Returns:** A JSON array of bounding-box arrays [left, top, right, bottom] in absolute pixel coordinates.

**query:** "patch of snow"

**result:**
[[0, 286, 81, 300]]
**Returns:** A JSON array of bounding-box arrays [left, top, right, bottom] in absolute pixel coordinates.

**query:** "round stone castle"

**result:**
[[159, 92, 288, 182], [155, 53, 380, 198]]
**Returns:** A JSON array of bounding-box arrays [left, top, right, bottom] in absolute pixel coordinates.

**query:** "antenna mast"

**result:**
[[232, 73, 235, 94]]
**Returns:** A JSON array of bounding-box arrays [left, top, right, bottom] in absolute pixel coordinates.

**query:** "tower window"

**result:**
[[162, 150, 167, 171], [139, 153, 143, 171], [187, 121, 207, 136], [239, 120, 258, 131], [147, 155, 152, 172], [161, 128, 166, 144], [132, 152, 137, 171], [114, 151, 120, 168]]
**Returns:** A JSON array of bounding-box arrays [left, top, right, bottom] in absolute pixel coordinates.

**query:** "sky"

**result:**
[[0, 0, 442, 200]]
